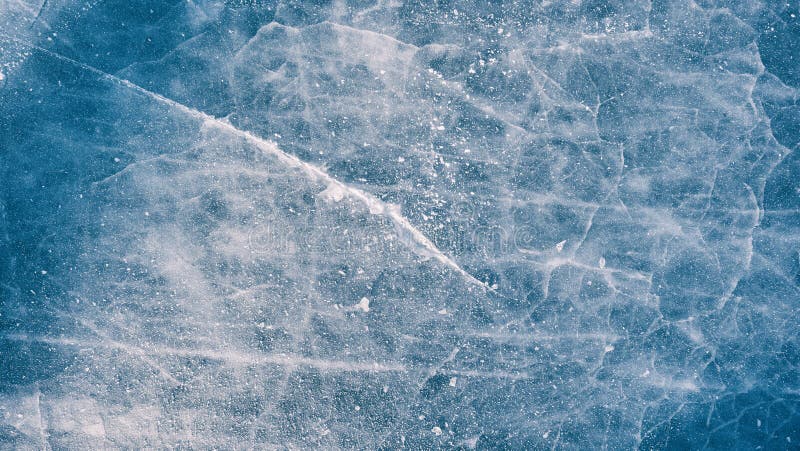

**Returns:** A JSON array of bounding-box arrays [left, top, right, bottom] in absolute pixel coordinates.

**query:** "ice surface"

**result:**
[[1, 0, 799, 449]]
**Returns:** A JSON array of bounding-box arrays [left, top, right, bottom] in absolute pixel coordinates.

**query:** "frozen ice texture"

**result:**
[[1, 0, 799, 449]]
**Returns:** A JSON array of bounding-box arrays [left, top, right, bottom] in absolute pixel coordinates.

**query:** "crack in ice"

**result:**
[[5, 36, 495, 294]]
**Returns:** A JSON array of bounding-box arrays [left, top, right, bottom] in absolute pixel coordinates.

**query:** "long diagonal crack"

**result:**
[[4, 35, 494, 293]]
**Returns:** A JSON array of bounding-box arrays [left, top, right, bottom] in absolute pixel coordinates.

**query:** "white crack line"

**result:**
[[5, 36, 495, 293]]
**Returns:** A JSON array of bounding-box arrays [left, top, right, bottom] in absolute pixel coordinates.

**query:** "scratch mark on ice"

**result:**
[[4, 35, 493, 293]]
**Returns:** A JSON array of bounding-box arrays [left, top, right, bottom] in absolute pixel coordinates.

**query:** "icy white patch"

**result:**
[[319, 183, 346, 202], [355, 297, 370, 313]]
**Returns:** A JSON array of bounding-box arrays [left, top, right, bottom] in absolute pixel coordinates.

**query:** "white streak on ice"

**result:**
[[5, 36, 493, 293]]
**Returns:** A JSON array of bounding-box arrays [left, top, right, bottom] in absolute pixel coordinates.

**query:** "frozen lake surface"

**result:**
[[1, 0, 799, 448]]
